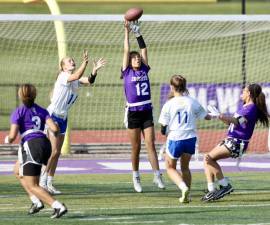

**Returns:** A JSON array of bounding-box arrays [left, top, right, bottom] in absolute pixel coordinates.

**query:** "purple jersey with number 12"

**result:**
[[227, 103, 258, 140], [10, 103, 50, 144], [122, 62, 152, 111]]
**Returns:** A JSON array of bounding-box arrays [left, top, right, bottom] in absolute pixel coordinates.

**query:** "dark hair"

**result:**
[[248, 83, 269, 127], [170, 75, 189, 95], [120, 51, 141, 79], [18, 83, 36, 107]]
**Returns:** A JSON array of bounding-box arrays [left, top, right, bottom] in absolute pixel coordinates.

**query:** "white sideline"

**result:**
[[1, 14, 270, 21]]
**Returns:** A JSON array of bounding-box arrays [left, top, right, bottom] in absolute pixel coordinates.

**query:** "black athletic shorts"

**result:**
[[128, 109, 154, 129], [20, 137, 52, 176], [219, 137, 248, 158]]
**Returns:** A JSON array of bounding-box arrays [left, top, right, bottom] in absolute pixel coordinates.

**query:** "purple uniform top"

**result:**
[[122, 63, 152, 111], [227, 103, 258, 141], [10, 103, 50, 144]]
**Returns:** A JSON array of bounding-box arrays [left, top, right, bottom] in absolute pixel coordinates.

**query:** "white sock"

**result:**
[[132, 171, 140, 178], [153, 170, 161, 177], [39, 172, 48, 186], [218, 178, 229, 187], [178, 181, 188, 191], [51, 200, 63, 209], [47, 176, 53, 186], [207, 182, 216, 192], [30, 195, 42, 207]]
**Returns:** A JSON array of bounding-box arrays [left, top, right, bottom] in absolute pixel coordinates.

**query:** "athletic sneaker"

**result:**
[[153, 175, 165, 189], [47, 184, 62, 195], [179, 188, 190, 203], [213, 183, 234, 200], [133, 176, 142, 193], [50, 204, 68, 219], [201, 190, 217, 202], [28, 202, 44, 215]]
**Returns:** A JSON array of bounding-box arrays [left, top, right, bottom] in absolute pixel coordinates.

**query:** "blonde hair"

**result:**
[[18, 84, 37, 107]]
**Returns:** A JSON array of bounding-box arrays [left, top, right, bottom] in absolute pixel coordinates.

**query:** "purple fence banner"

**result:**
[[160, 83, 270, 114]]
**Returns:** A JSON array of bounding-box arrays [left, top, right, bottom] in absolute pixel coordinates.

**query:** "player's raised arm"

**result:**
[[67, 49, 89, 82], [129, 21, 148, 66], [122, 20, 130, 71], [79, 58, 106, 85]]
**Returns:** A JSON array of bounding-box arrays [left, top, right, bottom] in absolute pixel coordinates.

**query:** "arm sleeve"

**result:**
[[141, 62, 150, 73], [10, 108, 20, 125], [158, 103, 170, 126], [121, 66, 131, 78], [193, 100, 207, 119], [58, 71, 69, 85]]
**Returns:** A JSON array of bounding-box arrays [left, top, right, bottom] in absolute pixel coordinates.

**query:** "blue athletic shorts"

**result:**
[[166, 137, 197, 159], [51, 114, 67, 134]]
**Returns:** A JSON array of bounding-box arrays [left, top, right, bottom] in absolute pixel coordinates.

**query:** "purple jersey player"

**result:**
[[202, 83, 269, 202], [122, 20, 164, 193], [4, 84, 67, 218]]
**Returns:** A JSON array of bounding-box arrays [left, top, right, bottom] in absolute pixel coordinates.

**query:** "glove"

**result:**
[[129, 21, 141, 37], [207, 105, 220, 118], [4, 135, 10, 144]]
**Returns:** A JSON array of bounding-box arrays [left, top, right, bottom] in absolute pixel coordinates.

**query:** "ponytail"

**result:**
[[248, 84, 269, 127], [254, 92, 269, 127]]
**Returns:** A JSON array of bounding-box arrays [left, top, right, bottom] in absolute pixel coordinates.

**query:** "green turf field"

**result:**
[[1, 172, 270, 224]]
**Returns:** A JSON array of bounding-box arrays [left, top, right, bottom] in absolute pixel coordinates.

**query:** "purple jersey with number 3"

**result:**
[[227, 103, 258, 140], [122, 63, 152, 111], [10, 103, 50, 144]]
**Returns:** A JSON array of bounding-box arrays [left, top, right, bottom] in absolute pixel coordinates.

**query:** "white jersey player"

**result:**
[[40, 50, 106, 194], [158, 75, 211, 203]]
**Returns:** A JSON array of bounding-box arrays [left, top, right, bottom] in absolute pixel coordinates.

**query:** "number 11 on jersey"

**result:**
[[177, 111, 188, 124]]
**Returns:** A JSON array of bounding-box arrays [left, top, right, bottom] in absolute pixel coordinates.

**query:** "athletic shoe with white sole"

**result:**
[[47, 184, 62, 195], [153, 175, 165, 189], [213, 183, 234, 200], [179, 188, 190, 203], [28, 202, 44, 215], [51, 204, 68, 219], [201, 190, 218, 202], [133, 176, 143, 193]]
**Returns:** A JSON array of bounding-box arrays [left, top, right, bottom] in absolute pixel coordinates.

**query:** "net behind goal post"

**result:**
[[0, 14, 269, 154]]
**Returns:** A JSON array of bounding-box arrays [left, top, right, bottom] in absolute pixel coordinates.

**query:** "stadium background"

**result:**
[[1, 1, 270, 225]]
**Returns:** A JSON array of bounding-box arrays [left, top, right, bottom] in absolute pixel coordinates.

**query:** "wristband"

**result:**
[[136, 35, 146, 49], [88, 73, 97, 84]]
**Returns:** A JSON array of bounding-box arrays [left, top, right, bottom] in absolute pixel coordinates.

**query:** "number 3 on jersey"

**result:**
[[136, 82, 149, 96]]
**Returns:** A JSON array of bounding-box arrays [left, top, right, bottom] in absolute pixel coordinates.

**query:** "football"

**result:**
[[124, 7, 143, 21]]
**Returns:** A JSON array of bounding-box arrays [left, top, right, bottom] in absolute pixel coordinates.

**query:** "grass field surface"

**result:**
[[1, 172, 270, 224]]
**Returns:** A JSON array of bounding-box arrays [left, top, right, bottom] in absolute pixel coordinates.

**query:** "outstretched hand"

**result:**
[[207, 105, 220, 118], [83, 49, 89, 64], [124, 20, 131, 33], [129, 20, 141, 37], [92, 58, 106, 75]]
